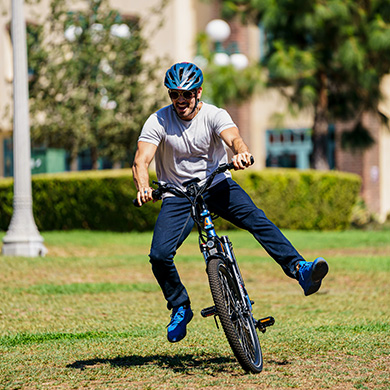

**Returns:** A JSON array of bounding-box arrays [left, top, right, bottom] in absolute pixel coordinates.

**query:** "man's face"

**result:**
[[169, 87, 202, 120]]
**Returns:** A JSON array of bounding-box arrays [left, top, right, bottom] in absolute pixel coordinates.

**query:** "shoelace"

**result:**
[[298, 262, 310, 277], [167, 308, 185, 327]]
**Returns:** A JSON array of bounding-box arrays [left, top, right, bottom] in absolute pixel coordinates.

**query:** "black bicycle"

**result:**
[[134, 158, 275, 373]]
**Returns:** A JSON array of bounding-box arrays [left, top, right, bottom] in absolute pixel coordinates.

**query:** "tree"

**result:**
[[28, 0, 166, 170], [221, 0, 390, 169]]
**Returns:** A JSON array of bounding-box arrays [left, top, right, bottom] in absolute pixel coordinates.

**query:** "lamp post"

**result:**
[[204, 19, 249, 70], [2, 0, 47, 257]]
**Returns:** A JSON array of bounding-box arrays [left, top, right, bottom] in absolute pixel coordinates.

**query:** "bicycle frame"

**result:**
[[135, 159, 257, 316]]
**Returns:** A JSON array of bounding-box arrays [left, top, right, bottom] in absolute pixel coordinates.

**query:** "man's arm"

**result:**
[[220, 127, 253, 170], [132, 141, 158, 205]]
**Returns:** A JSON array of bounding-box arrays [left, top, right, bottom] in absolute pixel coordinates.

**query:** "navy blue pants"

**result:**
[[149, 178, 304, 309]]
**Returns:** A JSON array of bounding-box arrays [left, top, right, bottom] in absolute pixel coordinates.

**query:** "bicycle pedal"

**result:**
[[256, 316, 275, 333], [201, 305, 217, 318]]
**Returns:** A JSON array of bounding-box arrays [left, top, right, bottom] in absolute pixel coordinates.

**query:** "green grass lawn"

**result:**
[[0, 229, 389, 389]]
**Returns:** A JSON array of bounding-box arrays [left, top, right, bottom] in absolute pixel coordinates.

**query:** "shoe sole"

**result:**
[[305, 258, 329, 296], [311, 258, 329, 282]]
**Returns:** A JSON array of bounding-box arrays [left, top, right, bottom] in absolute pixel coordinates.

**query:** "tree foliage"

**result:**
[[221, 0, 390, 169], [28, 0, 166, 169]]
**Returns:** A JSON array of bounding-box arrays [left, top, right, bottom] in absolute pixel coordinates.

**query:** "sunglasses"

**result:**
[[169, 89, 197, 100]]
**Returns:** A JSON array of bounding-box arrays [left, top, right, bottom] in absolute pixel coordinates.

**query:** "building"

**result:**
[[1, 0, 389, 221], [335, 76, 390, 221]]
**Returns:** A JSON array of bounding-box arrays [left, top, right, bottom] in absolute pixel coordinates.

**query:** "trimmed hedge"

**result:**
[[0, 168, 361, 232], [232, 169, 361, 230], [0, 169, 159, 232]]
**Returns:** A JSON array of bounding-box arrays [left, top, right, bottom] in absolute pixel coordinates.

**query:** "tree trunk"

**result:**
[[69, 147, 78, 171], [91, 147, 99, 170], [312, 71, 330, 170]]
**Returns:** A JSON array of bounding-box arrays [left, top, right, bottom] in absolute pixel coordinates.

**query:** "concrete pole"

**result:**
[[2, 0, 47, 256]]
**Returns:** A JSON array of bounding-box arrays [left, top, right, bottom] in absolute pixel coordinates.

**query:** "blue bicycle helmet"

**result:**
[[164, 62, 203, 90]]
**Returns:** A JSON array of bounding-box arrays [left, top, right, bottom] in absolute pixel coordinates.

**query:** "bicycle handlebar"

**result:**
[[133, 156, 254, 207]]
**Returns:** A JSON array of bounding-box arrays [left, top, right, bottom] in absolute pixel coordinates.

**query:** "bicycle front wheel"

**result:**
[[207, 257, 263, 373]]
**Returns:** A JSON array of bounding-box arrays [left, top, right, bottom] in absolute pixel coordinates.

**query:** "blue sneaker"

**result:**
[[297, 257, 329, 296], [167, 305, 193, 343]]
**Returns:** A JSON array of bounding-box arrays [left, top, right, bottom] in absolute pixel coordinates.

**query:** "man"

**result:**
[[132, 62, 328, 343]]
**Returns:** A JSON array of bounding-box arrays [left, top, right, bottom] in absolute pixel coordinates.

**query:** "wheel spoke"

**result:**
[[219, 266, 259, 364], [208, 258, 263, 373], [236, 315, 255, 359]]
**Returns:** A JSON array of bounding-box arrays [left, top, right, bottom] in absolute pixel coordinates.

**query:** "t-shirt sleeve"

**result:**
[[138, 113, 163, 147], [213, 108, 237, 136]]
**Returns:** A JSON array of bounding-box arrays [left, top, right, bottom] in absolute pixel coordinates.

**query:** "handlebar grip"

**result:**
[[133, 198, 142, 207], [133, 188, 162, 207], [227, 156, 255, 170]]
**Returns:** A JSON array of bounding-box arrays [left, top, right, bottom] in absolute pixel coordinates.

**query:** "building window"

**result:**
[[266, 127, 335, 169], [3, 138, 13, 177], [258, 23, 269, 62], [266, 128, 313, 169]]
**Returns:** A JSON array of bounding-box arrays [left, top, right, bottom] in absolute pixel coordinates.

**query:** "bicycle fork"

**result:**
[[198, 209, 275, 333], [221, 236, 275, 332]]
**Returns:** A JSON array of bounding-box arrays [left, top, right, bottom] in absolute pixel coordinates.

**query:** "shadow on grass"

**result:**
[[67, 353, 238, 373]]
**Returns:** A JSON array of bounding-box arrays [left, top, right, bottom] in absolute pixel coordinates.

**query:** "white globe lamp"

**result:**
[[205, 19, 231, 43], [213, 52, 230, 67], [230, 53, 249, 70]]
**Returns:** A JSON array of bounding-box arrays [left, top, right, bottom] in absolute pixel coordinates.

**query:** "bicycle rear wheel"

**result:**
[[207, 257, 263, 373]]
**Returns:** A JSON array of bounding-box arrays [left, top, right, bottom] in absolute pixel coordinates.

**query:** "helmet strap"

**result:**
[[190, 90, 200, 114]]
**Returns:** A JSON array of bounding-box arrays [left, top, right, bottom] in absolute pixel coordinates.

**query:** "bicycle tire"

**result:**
[[207, 257, 263, 373]]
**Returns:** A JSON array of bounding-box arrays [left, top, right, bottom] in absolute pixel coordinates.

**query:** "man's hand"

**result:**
[[232, 151, 253, 170], [136, 186, 154, 206]]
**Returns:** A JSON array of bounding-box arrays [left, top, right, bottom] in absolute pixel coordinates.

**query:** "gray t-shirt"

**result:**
[[138, 102, 236, 192]]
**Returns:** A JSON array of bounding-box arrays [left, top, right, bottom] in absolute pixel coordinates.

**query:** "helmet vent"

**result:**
[[164, 62, 203, 90]]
